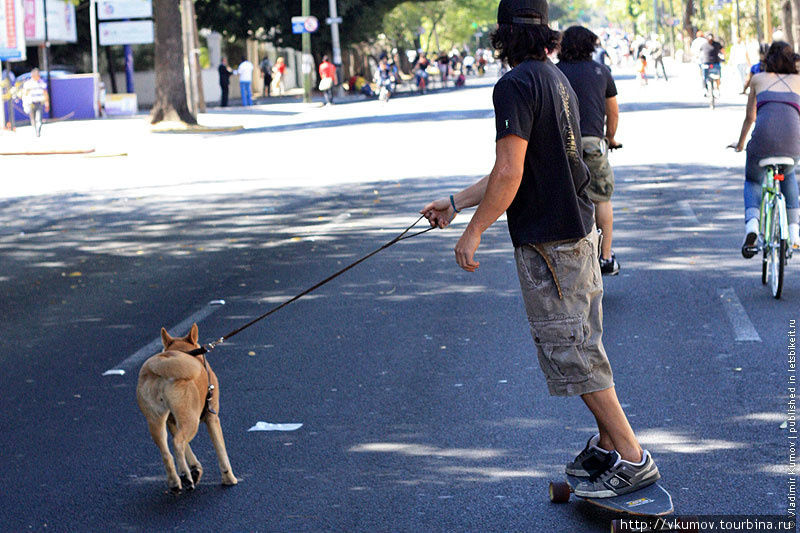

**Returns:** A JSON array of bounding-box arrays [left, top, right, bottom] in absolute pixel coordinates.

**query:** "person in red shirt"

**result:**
[[318, 55, 338, 105]]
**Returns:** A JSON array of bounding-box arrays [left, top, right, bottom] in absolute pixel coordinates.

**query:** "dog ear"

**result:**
[[161, 327, 172, 349], [188, 323, 199, 345]]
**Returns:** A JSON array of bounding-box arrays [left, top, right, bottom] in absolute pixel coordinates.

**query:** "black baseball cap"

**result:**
[[497, 0, 549, 25]]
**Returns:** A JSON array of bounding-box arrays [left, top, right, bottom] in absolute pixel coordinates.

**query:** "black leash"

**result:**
[[188, 215, 436, 358]]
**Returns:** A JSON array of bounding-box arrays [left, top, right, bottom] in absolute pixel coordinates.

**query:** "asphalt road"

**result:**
[[0, 62, 797, 532]]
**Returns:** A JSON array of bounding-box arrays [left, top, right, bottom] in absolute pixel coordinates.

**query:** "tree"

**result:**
[[151, 0, 196, 125], [792, 0, 800, 50]]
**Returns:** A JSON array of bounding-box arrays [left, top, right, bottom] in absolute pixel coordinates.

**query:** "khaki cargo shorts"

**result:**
[[582, 136, 615, 203], [514, 228, 614, 397]]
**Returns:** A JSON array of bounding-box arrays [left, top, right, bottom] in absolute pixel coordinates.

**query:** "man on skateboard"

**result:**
[[421, 0, 660, 499]]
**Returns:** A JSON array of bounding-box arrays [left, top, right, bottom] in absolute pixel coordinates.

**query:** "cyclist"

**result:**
[[698, 33, 724, 97], [729, 41, 800, 254], [22, 68, 49, 137]]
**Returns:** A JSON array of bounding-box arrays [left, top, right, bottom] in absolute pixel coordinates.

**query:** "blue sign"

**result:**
[[0, 48, 23, 60], [292, 20, 305, 34]]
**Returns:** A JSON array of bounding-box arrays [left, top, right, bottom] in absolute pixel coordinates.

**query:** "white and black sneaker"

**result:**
[[565, 434, 615, 478], [573, 450, 660, 498], [742, 218, 759, 258], [599, 252, 620, 276]]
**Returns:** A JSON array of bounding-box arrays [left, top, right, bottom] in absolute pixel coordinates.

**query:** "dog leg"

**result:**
[[168, 415, 203, 486], [148, 418, 181, 492], [205, 414, 238, 485], [171, 415, 200, 491]]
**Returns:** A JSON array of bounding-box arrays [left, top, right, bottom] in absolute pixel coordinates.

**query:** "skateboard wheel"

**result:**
[[548, 481, 570, 503]]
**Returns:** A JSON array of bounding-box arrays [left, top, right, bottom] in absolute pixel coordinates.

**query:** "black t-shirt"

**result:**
[[556, 60, 617, 138], [218, 64, 231, 86], [699, 41, 723, 64], [493, 59, 595, 247]]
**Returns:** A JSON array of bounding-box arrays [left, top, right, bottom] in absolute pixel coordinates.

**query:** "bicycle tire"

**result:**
[[762, 246, 768, 285], [768, 204, 786, 299]]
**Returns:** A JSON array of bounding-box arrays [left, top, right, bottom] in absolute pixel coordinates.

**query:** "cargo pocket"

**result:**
[[530, 315, 590, 384]]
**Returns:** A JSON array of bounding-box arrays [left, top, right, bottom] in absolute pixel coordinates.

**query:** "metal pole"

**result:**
[[90, 0, 98, 117], [328, 0, 342, 96], [302, 0, 311, 103], [735, 0, 741, 39], [43, 0, 52, 117]]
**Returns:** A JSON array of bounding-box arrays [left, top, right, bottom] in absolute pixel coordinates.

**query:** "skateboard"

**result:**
[[549, 474, 683, 532]]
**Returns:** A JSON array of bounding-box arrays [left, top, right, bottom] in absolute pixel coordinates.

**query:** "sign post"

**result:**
[[326, 0, 342, 97], [301, 0, 311, 103]]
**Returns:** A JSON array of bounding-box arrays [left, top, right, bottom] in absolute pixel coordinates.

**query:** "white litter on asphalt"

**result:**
[[248, 422, 303, 432], [102, 369, 125, 376]]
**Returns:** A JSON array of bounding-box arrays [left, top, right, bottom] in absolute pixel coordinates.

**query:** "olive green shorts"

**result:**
[[582, 136, 615, 203], [514, 229, 614, 397]]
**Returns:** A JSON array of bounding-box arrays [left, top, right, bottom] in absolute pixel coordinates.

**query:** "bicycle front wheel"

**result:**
[[767, 202, 786, 299]]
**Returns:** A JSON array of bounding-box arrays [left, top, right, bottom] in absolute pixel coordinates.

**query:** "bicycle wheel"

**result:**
[[767, 202, 786, 299]]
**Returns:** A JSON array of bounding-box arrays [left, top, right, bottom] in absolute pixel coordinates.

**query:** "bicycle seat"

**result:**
[[759, 157, 796, 167]]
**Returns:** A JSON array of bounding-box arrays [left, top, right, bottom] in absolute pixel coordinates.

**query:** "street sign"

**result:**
[[325, 16, 342, 24], [99, 20, 153, 45], [98, 0, 152, 21], [291, 15, 318, 34]]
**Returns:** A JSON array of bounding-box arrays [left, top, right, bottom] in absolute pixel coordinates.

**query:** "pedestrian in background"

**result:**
[[647, 35, 667, 81], [236, 57, 254, 106], [22, 68, 49, 137], [318, 55, 337, 105], [218, 57, 232, 107], [260, 56, 273, 98], [272, 57, 286, 96], [2, 65, 15, 129], [558, 25, 622, 276]]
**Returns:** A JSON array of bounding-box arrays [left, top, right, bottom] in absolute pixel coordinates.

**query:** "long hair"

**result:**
[[764, 41, 799, 74], [490, 23, 561, 65], [558, 26, 598, 62]]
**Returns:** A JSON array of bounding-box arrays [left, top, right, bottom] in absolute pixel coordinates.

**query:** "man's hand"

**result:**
[[420, 198, 455, 228], [727, 142, 743, 152], [455, 228, 481, 272]]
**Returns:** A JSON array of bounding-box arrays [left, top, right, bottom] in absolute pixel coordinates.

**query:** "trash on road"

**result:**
[[248, 422, 303, 432]]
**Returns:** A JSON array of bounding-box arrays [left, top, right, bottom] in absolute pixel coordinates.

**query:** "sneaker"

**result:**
[[565, 434, 615, 478], [573, 450, 661, 498], [742, 218, 759, 258], [599, 252, 620, 276]]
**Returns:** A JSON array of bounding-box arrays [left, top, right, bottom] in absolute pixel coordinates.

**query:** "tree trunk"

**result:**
[[190, 0, 205, 113], [683, 0, 695, 57], [783, 1, 794, 48], [792, 0, 800, 51], [151, 0, 196, 125], [105, 47, 118, 93]]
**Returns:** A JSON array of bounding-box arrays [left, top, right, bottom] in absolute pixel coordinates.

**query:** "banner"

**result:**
[[23, 0, 77, 44], [98, 20, 153, 45], [0, 0, 26, 59]]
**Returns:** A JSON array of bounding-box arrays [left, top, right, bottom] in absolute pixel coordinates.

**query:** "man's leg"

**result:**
[[595, 200, 614, 260], [582, 386, 643, 463]]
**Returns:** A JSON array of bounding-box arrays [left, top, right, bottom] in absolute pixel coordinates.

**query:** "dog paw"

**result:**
[[191, 466, 203, 484], [180, 473, 195, 491], [221, 471, 238, 486], [169, 485, 182, 495]]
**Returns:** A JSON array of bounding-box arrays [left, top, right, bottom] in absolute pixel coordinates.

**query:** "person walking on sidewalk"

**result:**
[[318, 55, 337, 106], [260, 56, 273, 98], [218, 58, 232, 107], [557, 25, 622, 275], [421, 0, 660, 499], [22, 68, 49, 137], [236, 57, 254, 106]]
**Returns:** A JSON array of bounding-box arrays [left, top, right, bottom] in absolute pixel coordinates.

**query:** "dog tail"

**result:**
[[141, 351, 203, 381]]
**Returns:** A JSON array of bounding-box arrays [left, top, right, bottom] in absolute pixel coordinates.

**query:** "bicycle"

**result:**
[[702, 63, 721, 109], [755, 157, 794, 298]]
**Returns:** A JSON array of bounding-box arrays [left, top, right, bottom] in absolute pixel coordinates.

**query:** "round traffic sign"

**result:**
[[304, 16, 319, 32]]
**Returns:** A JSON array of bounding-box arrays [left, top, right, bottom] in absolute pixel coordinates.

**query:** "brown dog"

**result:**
[[136, 324, 237, 492]]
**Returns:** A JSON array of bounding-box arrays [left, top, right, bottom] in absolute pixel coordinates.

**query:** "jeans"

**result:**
[[239, 81, 252, 106], [744, 152, 800, 225]]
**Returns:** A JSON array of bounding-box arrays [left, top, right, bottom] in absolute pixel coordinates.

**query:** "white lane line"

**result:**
[[718, 288, 761, 342], [103, 300, 226, 376], [679, 200, 700, 225]]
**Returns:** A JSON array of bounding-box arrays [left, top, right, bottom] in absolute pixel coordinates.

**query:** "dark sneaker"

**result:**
[[565, 434, 615, 477], [573, 450, 660, 498], [599, 252, 620, 276]]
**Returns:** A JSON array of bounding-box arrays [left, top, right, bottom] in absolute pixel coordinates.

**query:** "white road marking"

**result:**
[[103, 300, 226, 376], [718, 288, 761, 342]]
